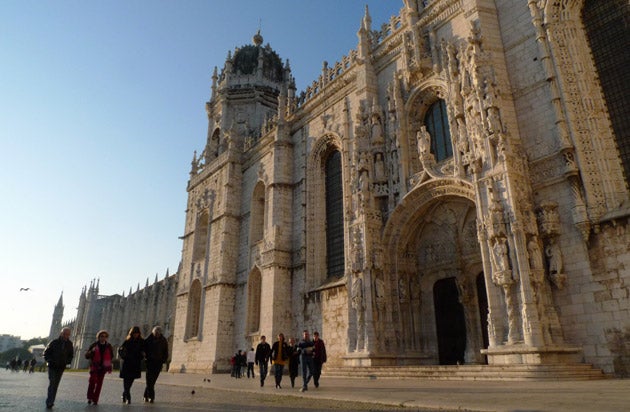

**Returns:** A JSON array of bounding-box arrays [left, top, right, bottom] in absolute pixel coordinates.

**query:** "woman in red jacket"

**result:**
[[85, 330, 114, 405]]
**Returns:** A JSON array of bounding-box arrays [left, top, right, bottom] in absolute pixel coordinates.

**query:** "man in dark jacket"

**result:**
[[43, 327, 74, 409], [312, 331, 327, 388], [255, 335, 271, 387], [143, 326, 169, 403]]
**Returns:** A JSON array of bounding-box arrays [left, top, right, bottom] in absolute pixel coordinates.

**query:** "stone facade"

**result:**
[[169, 0, 630, 376], [55, 274, 178, 370]]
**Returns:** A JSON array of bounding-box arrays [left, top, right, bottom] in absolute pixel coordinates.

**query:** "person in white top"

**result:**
[[246, 348, 256, 379]]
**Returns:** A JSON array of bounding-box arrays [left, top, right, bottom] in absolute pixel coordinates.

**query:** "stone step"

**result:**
[[323, 364, 608, 381]]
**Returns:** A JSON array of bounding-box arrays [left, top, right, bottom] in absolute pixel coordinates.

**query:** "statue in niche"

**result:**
[[546, 238, 566, 289], [456, 118, 469, 154], [486, 106, 502, 135], [371, 113, 384, 145], [491, 238, 509, 274], [351, 274, 365, 351], [483, 79, 498, 109], [417, 126, 431, 158], [374, 153, 386, 182], [358, 169, 371, 208], [390, 150, 400, 183], [487, 186, 505, 239]]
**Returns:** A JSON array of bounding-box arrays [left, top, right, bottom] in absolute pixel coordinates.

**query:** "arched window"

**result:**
[[249, 182, 265, 245], [325, 150, 345, 278], [583, 0, 630, 182], [246, 268, 261, 334], [424, 100, 453, 162], [192, 211, 209, 263], [186, 279, 202, 338]]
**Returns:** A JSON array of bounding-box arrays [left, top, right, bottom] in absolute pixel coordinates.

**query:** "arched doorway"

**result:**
[[433, 277, 466, 365]]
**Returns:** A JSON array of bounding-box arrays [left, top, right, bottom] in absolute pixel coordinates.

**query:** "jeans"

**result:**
[[144, 362, 162, 400], [273, 363, 285, 386], [247, 362, 255, 378], [300, 356, 314, 389], [258, 362, 268, 383], [46, 367, 65, 407]]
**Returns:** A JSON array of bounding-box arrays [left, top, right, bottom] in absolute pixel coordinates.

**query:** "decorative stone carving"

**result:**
[[545, 238, 567, 289], [351, 274, 365, 351]]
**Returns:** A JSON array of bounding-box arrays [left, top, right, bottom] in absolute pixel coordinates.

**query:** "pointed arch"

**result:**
[[192, 210, 210, 263], [306, 133, 347, 287], [186, 279, 202, 339]]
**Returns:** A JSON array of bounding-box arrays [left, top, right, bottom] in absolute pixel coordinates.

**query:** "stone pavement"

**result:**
[[153, 371, 629, 412], [1, 368, 628, 411]]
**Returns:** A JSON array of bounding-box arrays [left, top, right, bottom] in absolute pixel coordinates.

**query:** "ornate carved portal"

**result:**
[[385, 193, 488, 365]]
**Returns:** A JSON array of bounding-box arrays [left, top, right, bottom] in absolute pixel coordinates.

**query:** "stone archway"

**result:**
[[381, 178, 487, 365]]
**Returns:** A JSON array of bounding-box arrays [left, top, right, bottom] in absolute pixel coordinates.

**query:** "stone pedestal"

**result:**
[[482, 344, 582, 365], [342, 352, 433, 367]]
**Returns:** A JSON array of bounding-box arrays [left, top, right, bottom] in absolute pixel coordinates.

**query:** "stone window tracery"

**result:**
[[186, 279, 202, 339], [325, 150, 345, 278], [582, 0, 630, 182], [192, 210, 210, 263], [424, 100, 453, 162]]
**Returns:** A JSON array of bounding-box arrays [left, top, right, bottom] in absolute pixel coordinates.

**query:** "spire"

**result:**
[[362, 5, 372, 32], [357, 5, 372, 59], [211, 66, 218, 99], [56, 292, 64, 307]]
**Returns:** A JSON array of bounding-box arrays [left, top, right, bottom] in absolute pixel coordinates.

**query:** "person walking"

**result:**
[[118, 326, 145, 404], [270, 333, 289, 389], [255, 335, 271, 387], [297, 330, 314, 392], [235, 350, 244, 378], [85, 330, 114, 405], [143, 326, 168, 403], [43, 327, 74, 409], [246, 347, 255, 379], [312, 331, 327, 388], [287, 337, 300, 388]]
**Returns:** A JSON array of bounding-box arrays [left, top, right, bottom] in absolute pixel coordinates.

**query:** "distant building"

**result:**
[[0, 334, 22, 353], [52, 273, 178, 369], [28, 344, 45, 364]]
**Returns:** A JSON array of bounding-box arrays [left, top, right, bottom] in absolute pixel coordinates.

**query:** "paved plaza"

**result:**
[[0, 368, 628, 411]]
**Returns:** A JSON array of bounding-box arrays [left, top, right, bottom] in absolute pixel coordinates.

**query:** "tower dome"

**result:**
[[230, 31, 285, 83]]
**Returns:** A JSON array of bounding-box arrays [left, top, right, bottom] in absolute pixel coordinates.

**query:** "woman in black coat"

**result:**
[[118, 326, 145, 404]]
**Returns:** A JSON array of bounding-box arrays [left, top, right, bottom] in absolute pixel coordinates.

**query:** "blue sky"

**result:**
[[0, 0, 402, 340]]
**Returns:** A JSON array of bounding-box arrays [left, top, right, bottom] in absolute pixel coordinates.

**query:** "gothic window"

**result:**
[[325, 150, 345, 278], [186, 279, 202, 339], [583, 0, 630, 182], [424, 100, 453, 162], [192, 211, 209, 263], [211, 128, 220, 158], [246, 268, 261, 334], [249, 182, 265, 246]]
